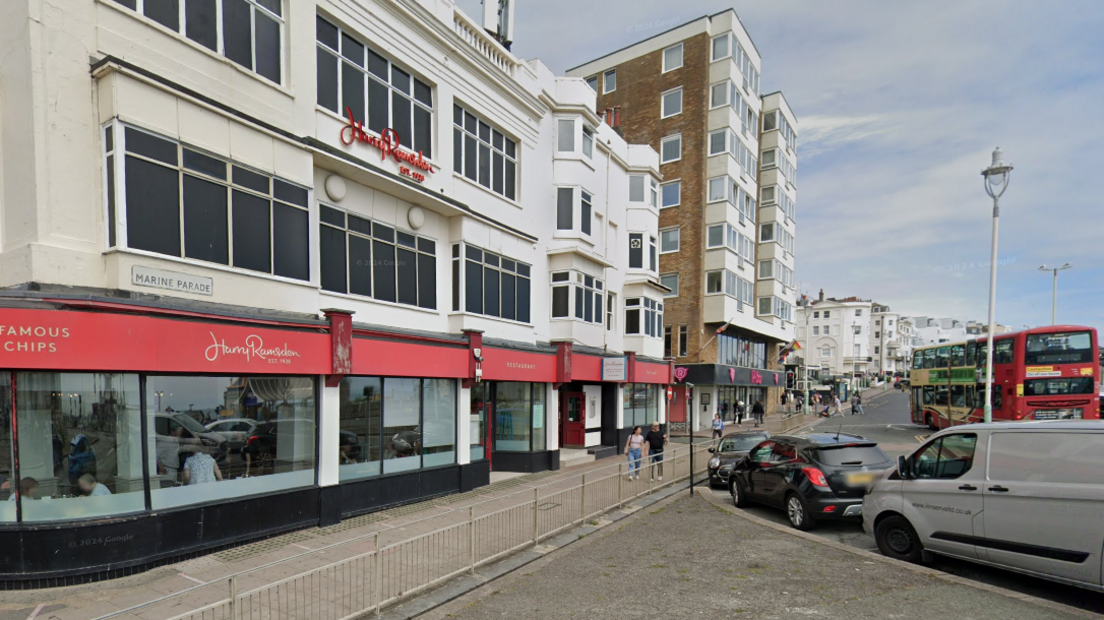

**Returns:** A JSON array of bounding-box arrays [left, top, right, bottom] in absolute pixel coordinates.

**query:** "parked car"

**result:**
[[152, 412, 229, 481], [205, 418, 258, 453], [863, 421, 1104, 593], [729, 432, 892, 530], [707, 430, 771, 487]]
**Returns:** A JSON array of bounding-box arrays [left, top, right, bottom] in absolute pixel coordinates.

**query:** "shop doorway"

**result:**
[[560, 392, 586, 448]]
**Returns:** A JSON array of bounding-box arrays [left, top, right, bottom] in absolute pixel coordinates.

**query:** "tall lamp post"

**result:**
[[981, 147, 1013, 424], [1037, 263, 1072, 325]]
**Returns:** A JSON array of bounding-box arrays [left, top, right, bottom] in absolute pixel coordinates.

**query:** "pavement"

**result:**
[[0, 450, 694, 620], [416, 491, 1097, 620]]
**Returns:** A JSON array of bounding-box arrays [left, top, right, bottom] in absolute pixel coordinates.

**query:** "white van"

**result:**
[[862, 421, 1104, 592]]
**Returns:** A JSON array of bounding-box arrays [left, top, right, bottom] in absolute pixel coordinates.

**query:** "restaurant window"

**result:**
[[317, 16, 433, 158], [623, 384, 659, 427], [116, 124, 309, 281], [456, 243, 532, 323], [0, 374, 10, 521], [454, 104, 517, 200], [363, 377, 456, 474], [494, 383, 546, 452], [114, 0, 283, 83], [147, 376, 315, 509], [319, 205, 437, 309], [13, 373, 143, 522]]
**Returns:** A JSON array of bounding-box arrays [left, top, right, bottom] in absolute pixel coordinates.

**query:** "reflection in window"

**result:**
[[16, 373, 143, 522], [470, 383, 488, 461], [493, 383, 545, 453], [339, 377, 382, 481], [622, 384, 659, 427], [0, 374, 12, 522], [147, 376, 316, 509]]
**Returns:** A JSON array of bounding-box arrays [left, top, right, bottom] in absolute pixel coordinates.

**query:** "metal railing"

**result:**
[[94, 444, 712, 620]]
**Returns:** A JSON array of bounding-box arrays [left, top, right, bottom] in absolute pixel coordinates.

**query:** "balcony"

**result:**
[[453, 9, 520, 77]]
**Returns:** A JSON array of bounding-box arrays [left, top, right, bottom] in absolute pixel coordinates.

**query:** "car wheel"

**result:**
[[786, 493, 815, 531], [875, 515, 924, 563], [924, 412, 936, 431], [730, 478, 750, 508]]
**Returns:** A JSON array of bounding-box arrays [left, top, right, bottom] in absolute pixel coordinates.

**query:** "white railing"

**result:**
[[452, 9, 518, 77], [95, 444, 713, 620]]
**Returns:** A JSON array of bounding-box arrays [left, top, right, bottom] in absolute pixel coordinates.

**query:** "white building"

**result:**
[[871, 304, 912, 375], [0, 0, 672, 582], [795, 293, 874, 378]]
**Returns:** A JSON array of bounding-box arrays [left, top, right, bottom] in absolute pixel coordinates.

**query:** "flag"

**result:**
[[778, 339, 801, 364]]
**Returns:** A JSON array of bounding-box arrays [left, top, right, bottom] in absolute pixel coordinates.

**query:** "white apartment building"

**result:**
[[0, 0, 671, 582], [795, 294, 874, 377], [871, 304, 912, 375]]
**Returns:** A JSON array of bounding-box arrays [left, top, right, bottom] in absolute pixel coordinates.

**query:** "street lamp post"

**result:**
[[981, 147, 1013, 424], [1037, 263, 1072, 325]]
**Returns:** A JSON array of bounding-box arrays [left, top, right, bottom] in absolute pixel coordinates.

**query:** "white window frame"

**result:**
[[662, 43, 684, 72], [582, 125, 594, 159], [660, 134, 682, 164], [710, 33, 730, 61], [761, 148, 777, 169], [757, 260, 773, 279], [660, 272, 679, 297], [557, 118, 575, 153], [603, 69, 617, 93], [585, 75, 598, 91], [661, 88, 683, 119], [660, 180, 680, 208], [659, 227, 680, 254]]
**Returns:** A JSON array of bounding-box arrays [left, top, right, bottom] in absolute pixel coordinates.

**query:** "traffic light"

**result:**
[[786, 371, 795, 388]]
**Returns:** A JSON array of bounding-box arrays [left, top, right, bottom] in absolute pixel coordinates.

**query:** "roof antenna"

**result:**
[[834, 422, 843, 441]]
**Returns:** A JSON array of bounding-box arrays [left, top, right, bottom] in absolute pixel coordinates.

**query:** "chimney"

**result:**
[[612, 106, 621, 128], [818, 289, 824, 303]]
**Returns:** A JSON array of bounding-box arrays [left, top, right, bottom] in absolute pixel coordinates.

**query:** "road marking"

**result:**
[[25, 603, 45, 620], [915, 435, 931, 443], [178, 572, 207, 585], [290, 543, 313, 551]]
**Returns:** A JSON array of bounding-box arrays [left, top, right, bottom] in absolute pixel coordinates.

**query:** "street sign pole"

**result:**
[[686, 383, 695, 497]]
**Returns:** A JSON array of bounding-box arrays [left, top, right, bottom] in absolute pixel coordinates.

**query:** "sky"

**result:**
[[460, 0, 1104, 332]]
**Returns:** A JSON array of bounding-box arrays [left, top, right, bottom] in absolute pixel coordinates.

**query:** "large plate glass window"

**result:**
[[317, 16, 434, 158], [147, 375, 316, 509], [494, 383, 546, 452], [12, 373, 142, 522]]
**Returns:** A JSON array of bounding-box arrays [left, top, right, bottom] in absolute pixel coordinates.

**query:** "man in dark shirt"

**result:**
[[751, 400, 765, 428], [643, 422, 667, 481]]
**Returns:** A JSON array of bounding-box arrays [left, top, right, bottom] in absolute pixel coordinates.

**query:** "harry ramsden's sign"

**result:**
[[340, 107, 435, 183]]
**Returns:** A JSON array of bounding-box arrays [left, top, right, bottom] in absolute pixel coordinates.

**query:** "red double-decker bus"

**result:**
[[909, 325, 1099, 429]]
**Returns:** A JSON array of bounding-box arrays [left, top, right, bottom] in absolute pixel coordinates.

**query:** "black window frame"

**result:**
[[316, 15, 434, 158], [454, 243, 531, 324], [319, 205, 437, 310], [452, 103, 517, 200], [113, 0, 283, 83], [115, 123, 309, 281]]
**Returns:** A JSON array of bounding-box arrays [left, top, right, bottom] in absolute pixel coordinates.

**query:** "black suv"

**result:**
[[728, 432, 891, 530]]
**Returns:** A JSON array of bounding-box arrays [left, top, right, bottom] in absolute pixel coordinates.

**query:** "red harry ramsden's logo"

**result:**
[[340, 107, 435, 182], [205, 332, 301, 365]]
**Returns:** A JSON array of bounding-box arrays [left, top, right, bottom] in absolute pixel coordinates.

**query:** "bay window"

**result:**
[[318, 16, 433, 158], [706, 269, 753, 305], [628, 233, 643, 269], [625, 298, 663, 337], [114, 124, 309, 281], [551, 271, 603, 324]]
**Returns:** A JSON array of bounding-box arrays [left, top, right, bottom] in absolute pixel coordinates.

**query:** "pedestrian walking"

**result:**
[[735, 401, 745, 425], [711, 414, 724, 442], [751, 400, 764, 427], [780, 392, 789, 414], [832, 394, 844, 417], [624, 426, 644, 480], [644, 422, 668, 481], [851, 393, 864, 416]]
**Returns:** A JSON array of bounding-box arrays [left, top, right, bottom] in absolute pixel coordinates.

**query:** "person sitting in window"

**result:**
[[77, 474, 111, 497], [182, 451, 222, 485], [6, 477, 38, 503]]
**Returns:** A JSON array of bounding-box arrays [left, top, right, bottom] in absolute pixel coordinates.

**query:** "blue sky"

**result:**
[[460, 0, 1104, 332]]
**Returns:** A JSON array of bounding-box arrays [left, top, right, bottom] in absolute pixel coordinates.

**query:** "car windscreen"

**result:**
[[718, 436, 766, 452], [174, 414, 209, 434], [1024, 331, 1094, 364], [814, 445, 889, 466]]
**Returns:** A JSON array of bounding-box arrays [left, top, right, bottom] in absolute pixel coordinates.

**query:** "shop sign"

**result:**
[[728, 368, 736, 383], [750, 370, 763, 385], [601, 356, 627, 382], [132, 266, 213, 296], [340, 107, 435, 183], [673, 367, 689, 382]]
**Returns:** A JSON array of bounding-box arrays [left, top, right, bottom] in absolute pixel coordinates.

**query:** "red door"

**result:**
[[561, 392, 586, 447]]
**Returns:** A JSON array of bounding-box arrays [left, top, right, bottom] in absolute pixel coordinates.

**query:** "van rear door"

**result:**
[[982, 431, 1104, 587]]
